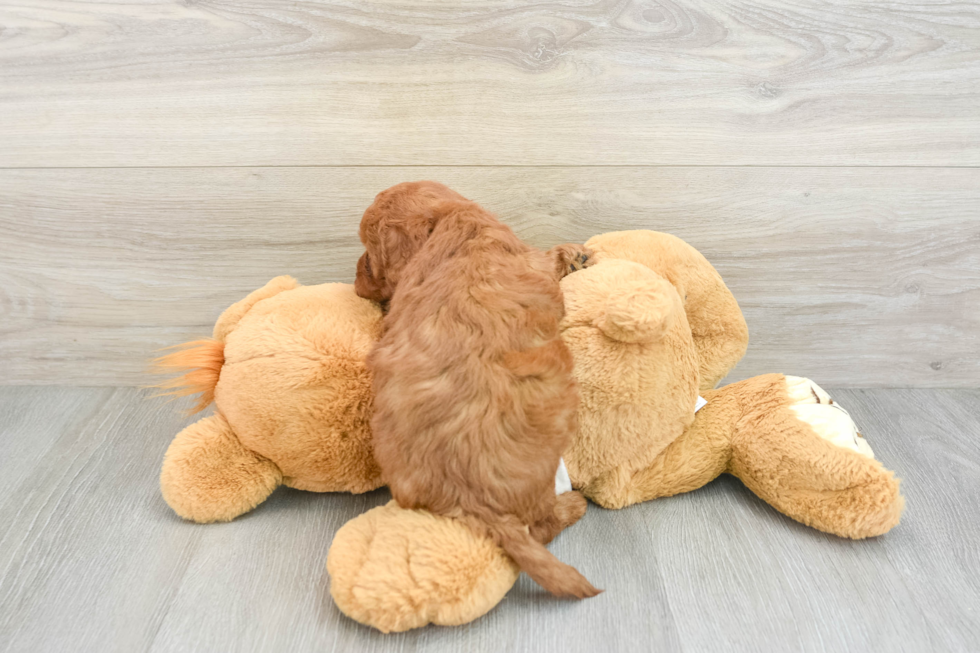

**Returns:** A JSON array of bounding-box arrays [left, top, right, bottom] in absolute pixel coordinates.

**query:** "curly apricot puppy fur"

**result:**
[[354, 181, 600, 598]]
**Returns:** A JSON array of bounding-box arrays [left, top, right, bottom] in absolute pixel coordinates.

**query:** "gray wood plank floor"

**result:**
[[1, 387, 978, 652]]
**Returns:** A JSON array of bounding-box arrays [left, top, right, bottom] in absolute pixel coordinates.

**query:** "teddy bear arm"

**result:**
[[160, 413, 283, 523], [725, 374, 904, 539], [694, 321, 749, 392], [212, 275, 301, 341], [582, 393, 736, 509]]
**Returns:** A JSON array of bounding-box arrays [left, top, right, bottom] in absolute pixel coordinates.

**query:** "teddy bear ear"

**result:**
[[595, 277, 678, 344]]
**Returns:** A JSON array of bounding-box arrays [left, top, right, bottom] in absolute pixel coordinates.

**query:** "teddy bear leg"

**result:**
[[160, 413, 283, 523], [529, 490, 589, 545], [729, 376, 904, 539], [327, 501, 520, 633]]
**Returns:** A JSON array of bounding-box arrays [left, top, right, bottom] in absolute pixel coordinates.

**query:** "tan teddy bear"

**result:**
[[325, 231, 902, 632], [157, 278, 385, 524], [563, 231, 896, 535], [156, 230, 903, 633]]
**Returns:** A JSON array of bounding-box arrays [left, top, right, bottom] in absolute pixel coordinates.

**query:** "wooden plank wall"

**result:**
[[1, 0, 978, 386]]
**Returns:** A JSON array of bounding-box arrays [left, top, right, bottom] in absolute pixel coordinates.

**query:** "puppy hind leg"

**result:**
[[530, 490, 588, 545]]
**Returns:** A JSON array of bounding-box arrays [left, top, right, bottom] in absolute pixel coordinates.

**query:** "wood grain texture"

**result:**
[[1, 0, 979, 167], [1, 166, 977, 387], [1, 386, 978, 652]]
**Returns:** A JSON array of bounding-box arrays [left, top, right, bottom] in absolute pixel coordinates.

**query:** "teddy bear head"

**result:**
[[582, 230, 749, 394], [558, 259, 702, 495]]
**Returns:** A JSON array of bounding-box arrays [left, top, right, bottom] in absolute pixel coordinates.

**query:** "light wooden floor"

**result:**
[[1, 386, 978, 652]]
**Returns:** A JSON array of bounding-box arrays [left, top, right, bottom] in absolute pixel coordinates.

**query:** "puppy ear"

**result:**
[[379, 224, 426, 283], [369, 197, 464, 295], [596, 277, 679, 344], [420, 199, 459, 234], [382, 199, 456, 260], [354, 251, 387, 303]]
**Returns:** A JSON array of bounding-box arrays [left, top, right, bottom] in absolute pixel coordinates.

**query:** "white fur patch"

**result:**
[[555, 458, 573, 495]]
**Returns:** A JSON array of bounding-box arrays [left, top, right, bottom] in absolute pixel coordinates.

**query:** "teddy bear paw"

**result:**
[[326, 501, 520, 633], [784, 376, 875, 459]]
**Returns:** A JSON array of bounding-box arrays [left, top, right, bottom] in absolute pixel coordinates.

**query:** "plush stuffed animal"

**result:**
[[156, 230, 903, 633], [156, 278, 385, 523]]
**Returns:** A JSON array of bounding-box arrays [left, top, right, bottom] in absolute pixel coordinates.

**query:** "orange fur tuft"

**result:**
[[151, 339, 225, 414]]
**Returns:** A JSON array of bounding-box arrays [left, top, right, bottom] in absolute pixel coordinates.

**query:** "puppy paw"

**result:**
[[569, 247, 593, 272], [549, 244, 595, 278], [554, 490, 588, 528]]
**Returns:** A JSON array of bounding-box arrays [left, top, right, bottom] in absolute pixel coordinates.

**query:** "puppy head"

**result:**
[[355, 181, 468, 304]]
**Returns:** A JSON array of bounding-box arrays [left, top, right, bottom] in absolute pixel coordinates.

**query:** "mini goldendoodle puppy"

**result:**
[[354, 181, 600, 598]]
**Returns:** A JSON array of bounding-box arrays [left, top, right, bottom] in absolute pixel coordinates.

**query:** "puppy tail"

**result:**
[[149, 339, 225, 414], [490, 516, 601, 599]]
